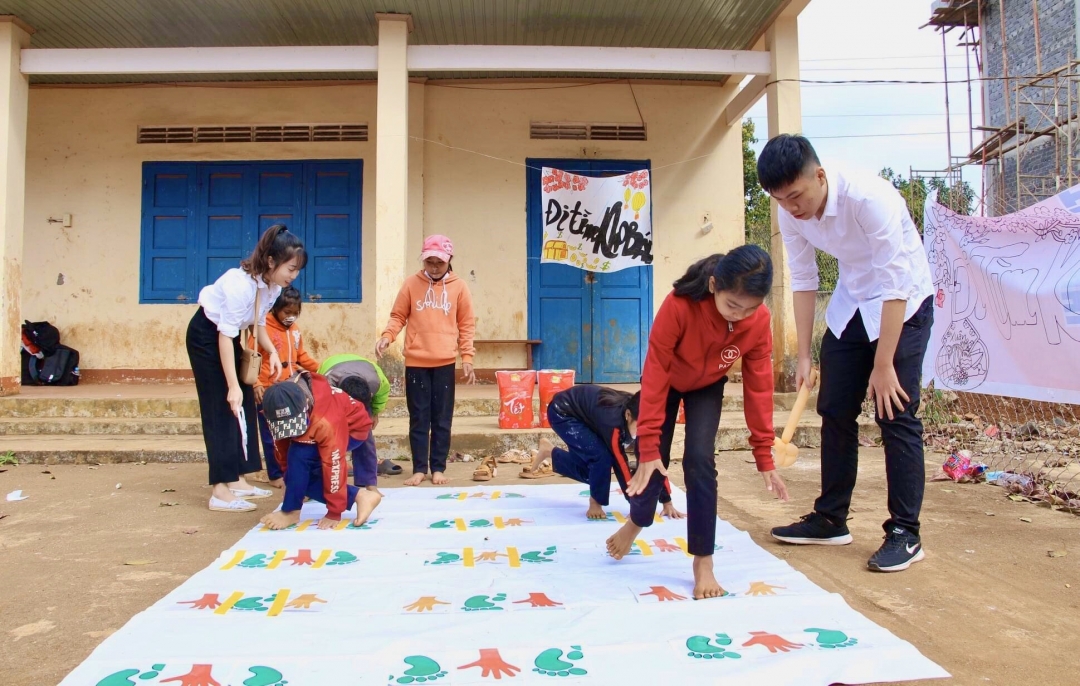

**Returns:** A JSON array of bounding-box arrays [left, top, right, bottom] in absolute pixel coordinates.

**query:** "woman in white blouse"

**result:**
[[186, 225, 306, 512]]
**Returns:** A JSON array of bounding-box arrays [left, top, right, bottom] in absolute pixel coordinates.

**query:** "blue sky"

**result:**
[[745, 0, 984, 205]]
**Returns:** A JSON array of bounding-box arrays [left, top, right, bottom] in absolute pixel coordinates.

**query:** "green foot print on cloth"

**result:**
[[389, 655, 448, 684], [347, 518, 379, 530], [327, 551, 358, 566], [463, 593, 506, 611], [243, 666, 288, 686], [96, 664, 166, 686], [533, 646, 587, 677], [424, 552, 461, 566], [429, 520, 454, 529], [436, 493, 463, 500], [686, 634, 742, 660], [470, 519, 493, 528], [239, 554, 270, 569], [805, 628, 859, 649], [521, 546, 557, 563], [235, 595, 273, 612]]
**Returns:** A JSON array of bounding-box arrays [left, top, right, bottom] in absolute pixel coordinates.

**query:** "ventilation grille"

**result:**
[[530, 122, 647, 141], [137, 124, 369, 144]]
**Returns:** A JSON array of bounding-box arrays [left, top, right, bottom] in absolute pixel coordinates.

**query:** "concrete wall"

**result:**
[[23, 79, 743, 374]]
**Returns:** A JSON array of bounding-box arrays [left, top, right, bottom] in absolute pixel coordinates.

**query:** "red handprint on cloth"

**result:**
[[640, 586, 687, 602], [160, 664, 220, 686], [513, 593, 563, 608], [458, 649, 521, 679], [742, 631, 803, 653], [286, 549, 315, 566], [177, 594, 221, 610], [652, 539, 681, 553]]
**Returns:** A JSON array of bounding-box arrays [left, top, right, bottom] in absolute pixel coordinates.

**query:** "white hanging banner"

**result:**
[[923, 187, 1080, 403], [540, 167, 654, 272]]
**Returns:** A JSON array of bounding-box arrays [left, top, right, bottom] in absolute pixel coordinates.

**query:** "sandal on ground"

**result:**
[[519, 461, 555, 479], [247, 470, 270, 484], [497, 449, 533, 464], [230, 486, 273, 500], [378, 459, 403, 476], [472, 456, 498, 482], [209, 496, 257, 513]]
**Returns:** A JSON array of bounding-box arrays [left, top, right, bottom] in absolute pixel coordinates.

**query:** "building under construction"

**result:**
[[929, 0, 1080, 215]]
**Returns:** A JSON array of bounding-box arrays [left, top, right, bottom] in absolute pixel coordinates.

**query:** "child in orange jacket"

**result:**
[[376, 235, 476, 486], [252, 286, 320, 487]]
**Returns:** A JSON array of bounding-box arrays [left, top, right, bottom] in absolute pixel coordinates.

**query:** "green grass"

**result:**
[[0, 451, 17, 466]]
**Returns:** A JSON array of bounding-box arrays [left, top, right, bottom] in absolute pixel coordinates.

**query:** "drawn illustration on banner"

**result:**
[[924, 187, 1080, 402], [541, 167, 653, 272]]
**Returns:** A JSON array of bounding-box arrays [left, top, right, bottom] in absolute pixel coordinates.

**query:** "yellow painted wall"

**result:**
[[23, 80, 744, 372]]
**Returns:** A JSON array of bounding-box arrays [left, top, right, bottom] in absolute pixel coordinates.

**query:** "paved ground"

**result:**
[[1, 449, 1078, 685]]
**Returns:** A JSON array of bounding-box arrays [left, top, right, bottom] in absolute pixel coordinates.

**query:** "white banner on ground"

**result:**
[[540, 167, 653, 272], [923, 187, 1080, 403]]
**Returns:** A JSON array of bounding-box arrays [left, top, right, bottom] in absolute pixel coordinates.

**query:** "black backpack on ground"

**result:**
[[20, 321, 80, 386], [22, 320, 60, 356]]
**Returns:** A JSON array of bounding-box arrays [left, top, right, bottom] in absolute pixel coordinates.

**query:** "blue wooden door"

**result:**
[[140, 164, 198, 302], [304, 161, 362, 301], [201, 165, 248, 288], [526, 159, 652, 382]]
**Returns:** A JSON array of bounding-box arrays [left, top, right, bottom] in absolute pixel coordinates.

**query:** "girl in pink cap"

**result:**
[[377, 234, 476, 486]]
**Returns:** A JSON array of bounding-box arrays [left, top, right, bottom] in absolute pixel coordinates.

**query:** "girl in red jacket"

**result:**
[[613, 245, 790, 600]]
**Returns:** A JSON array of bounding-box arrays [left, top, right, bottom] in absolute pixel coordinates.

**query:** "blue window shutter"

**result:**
[[304, 161, 361, 302], [250, 162, 305, 298], [200, 164, 248, 290], [140, 163, 197, 303]]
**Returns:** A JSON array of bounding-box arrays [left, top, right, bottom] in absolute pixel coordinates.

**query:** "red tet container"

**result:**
[[537, 369, 576, 428], [496, 371, 536, 429]]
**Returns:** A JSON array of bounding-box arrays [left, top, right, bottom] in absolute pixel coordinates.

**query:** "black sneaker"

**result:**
[[867, 527, 925, 572], [771, 513, 853, 546]]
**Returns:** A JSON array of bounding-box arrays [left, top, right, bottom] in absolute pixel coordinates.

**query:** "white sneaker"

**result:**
[[230, 486, 273, 500], [209, 496, 257, 512]]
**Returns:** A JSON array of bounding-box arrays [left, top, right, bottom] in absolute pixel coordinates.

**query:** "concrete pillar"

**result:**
[[407, 80, 425, 261], [374, 14, 411, 387], [765, 15, 802, 391], [0, 17, 31, 396]]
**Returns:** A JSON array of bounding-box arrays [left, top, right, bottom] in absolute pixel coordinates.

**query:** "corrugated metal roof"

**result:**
[[3, 0, 785, 84]]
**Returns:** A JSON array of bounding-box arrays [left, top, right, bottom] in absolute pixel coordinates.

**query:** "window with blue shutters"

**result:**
[[139, 159, 362, 304]]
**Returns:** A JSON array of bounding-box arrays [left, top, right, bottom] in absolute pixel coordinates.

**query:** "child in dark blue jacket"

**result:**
[[522, 385, 683, 520]]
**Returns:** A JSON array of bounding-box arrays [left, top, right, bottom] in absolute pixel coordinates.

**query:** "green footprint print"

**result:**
[[505, 493, 525, 498], [234, 595, 273, 612], [805, 628, 859, 649], [686, 634, 742, 660], [436, 493, 462, 500], [96, 664, 166, 686], [388, 655, 448, 684], [521, 546, 557, 563], [424, 552, 461, 566], [463, 593, 506, 611], [470, 519, 493, 528], [239, 554, 270, 569], [243, 666, 288, 686], [327, 551, 358, 566], [347, 518, 379, 530], [429, 520, 454, 529], [533, 646, 587, 677], [579, 490, 591, 497]]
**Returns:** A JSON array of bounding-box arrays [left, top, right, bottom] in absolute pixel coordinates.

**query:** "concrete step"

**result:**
[[0, 417, 203, 436], [0, 412, 878, 465]]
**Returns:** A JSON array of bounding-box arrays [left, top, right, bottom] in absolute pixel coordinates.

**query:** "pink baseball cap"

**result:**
[[420, 234, 454, 263]]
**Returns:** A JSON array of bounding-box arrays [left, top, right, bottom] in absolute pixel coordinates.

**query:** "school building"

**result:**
[[0, 0, 810, 394]]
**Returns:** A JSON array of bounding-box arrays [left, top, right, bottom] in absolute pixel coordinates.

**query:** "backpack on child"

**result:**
[[21, 320, 80, 386]]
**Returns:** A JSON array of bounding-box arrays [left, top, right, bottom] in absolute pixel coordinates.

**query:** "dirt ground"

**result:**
[[1, 450, 1078, 685]]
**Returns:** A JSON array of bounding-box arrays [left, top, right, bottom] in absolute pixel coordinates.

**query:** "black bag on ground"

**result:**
[[22, 320, 60, 356], [34, 345, 80, 386]]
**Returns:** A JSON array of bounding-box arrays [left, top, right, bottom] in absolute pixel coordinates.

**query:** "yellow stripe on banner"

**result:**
[[612, 512, 627, 523], [312, 550, 332, 569], [491, 491, 501, 500], [654, 514, 664, 524], [463, 548, 475, 567], [220, 550, 246, 570], [335, 519, 351, 531], [259, 524, 272, 532], [214, 591, 244, 615], [494, 517, 505, 529], [674, 537, 692, 557], [267, 589, 290, 617], [266, 550, 287, 569], [296, 520, 312, 532], [455, 518, 467, 532], [507, 547, 521, 568], [458, 493, 467, 501], [635, 539, 653, 556]]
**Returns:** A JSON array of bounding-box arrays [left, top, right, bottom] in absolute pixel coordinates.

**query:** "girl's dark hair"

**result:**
[[672, 245, 773, 301], [242, 224, 307, 278], [597, 388, 641, 419], [272, 286, 303, 314], [338, 376, 373, 415], [756, 134, 821, 193]]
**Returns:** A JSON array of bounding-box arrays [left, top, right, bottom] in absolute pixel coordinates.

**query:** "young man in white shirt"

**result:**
[[758, 134, 934, 572]]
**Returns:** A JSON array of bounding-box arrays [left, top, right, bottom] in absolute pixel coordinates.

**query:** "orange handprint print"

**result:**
[[503, 518, 528, 527], [160, 664, 220, 686], [744, 582, 786, 597], [286, 594, 327, 609], [286, 549, 315, 566], [513, 593, 563, 608], [640, 586, 687, 602], [404, 596, 452, 613], [458, 649, 521, 679], [177, 594, 221, 610], [742, 631, 803, 653], [476, 551, 504, 562], [652, 539, 681, 553]]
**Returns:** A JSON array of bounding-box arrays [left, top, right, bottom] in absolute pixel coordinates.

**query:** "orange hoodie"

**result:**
[[381, 270, 476, 368], [251, 314, 320, 389]]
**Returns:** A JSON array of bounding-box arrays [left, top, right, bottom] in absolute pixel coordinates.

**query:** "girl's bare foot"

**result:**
[[692, 555, 726, 599], [268, 478, 285, 489], [586, 498, 607, 520], [662, 502, 686, 519], [248, 470, 269, 483], [606, 521, 642, 560], [365, 485, 384, 497], [404, 472, 426, 487], [317, 516, 336, 530], [432, 471, 449, 485], [353, 489, 383, 526], [526, 438, 555, 474], [261, 510, 300, 530]]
